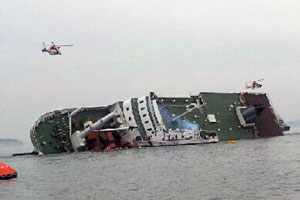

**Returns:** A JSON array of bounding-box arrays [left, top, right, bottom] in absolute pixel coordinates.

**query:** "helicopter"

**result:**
[[42, 42, 73, 55], [245, 79, 264, 90]]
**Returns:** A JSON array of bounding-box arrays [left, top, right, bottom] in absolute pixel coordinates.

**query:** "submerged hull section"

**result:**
[[30, 92, 286, 154]]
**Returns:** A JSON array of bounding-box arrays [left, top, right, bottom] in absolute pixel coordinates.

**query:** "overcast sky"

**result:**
[[1, 0, 300, 143]]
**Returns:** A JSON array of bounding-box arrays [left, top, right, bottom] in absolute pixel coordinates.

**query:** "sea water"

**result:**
[[1, 133, 300, 200]]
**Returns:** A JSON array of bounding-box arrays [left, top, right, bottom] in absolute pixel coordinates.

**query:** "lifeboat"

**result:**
[[226, 140, 236, 144], [0, 163, 18, 180]]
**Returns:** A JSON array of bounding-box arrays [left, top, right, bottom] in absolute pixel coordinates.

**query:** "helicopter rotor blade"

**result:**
[[42, 42, 51, 46], [257, 78, 264, 82], [42, 42, 53, 48], [245, 78, 264, 83], [57, 44, 74, 47]]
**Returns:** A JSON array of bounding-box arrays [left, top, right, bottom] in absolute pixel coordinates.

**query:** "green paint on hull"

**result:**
[[199, 93, 255, 140], [31, 107, 111, 154], [131, 98, 147, 138], [157, 93, 255, 140], [31, 112, 72, 154]]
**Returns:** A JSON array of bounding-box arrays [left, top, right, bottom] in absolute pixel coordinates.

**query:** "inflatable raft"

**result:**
[[0, 163, 17, 180]]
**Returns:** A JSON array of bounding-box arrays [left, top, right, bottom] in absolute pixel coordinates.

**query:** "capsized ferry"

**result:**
[[30, 92, 289, 154]]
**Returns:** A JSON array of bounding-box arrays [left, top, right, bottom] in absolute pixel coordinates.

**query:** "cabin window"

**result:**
[[145, 121, 149, 124], [128, 117, 132, 121], [143, 114, 147, 117], [147, 128, 152, 131], [141, 107, 145, 110], [139, 100, 144, 104], [126, 107, 129, 111]]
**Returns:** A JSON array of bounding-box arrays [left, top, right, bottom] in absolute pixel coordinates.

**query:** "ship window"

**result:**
[[139, 100, 144, 104], [126, 107, 129, 111], [141, 107, 145, 110], [143, 114, 147, 117], [145, 121, 149, 124], [147, 128, 152, 131], [128, 117, 132, 121]]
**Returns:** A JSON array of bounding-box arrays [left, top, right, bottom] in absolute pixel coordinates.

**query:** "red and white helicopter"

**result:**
[[245, 79, 264, 90], [42, 42, 73, 55]]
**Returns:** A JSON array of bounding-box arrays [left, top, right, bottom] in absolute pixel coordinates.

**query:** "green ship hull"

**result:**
[[30, 92, 287, 154]]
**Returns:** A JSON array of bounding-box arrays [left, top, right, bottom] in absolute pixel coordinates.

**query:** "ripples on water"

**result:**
[[1, 134, 300, 200]]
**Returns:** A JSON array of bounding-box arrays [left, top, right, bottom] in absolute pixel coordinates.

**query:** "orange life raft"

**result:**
[[226, 140, 236, 144], [0, 163, 18, 180]]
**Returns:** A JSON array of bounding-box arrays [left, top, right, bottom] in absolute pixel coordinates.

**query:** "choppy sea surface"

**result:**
[[1, 133, 300, 200]]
